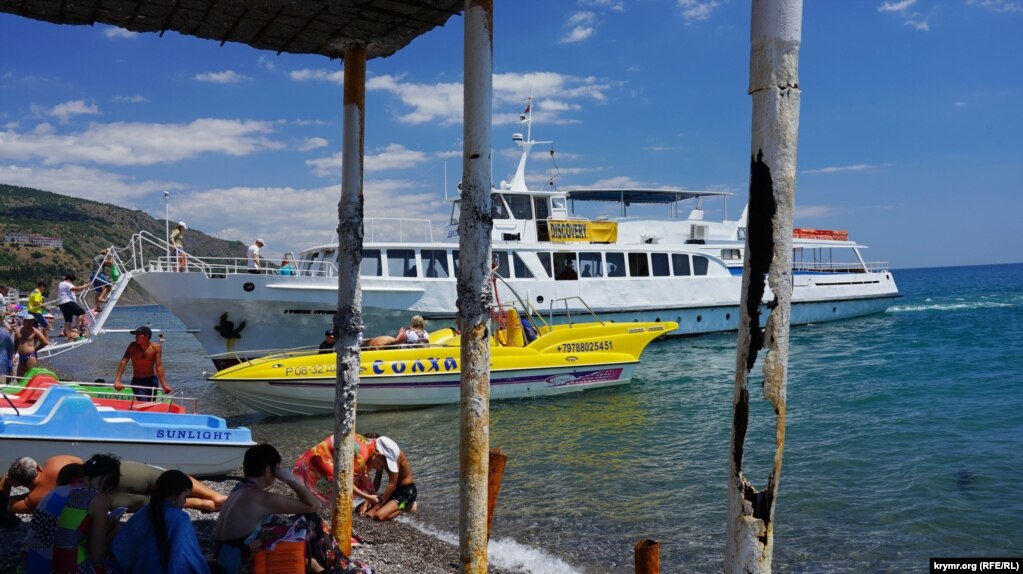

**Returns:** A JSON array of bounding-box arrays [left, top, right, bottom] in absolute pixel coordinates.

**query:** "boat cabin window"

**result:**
[[721, 249, 742, 261], [491, 194, 509, 219], [628, 253, 650, 277], [606, 252, 626, 277], [387, 249, 417, 278], [504, 194, 533, 220], [551, 197, 566, 211], [554, 253, 579, 280], [422, 250, 450, 279], [302, 251, 322, 275], [672, 254, 691, 276], [513, 253, 534, 278], [361, 249, 382, 276], [693, 256, 709, 276], [533, 197, 550, 221], [579, 252, 603, 278], [492, 251, 511, 279], [450, 201, 461, 226], [453, 250, 460, 275], [651, 253, 670, 277], [537, 252, 553, 278]]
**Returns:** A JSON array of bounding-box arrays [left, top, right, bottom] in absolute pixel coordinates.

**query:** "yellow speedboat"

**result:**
[[209, 305, 675, 416]]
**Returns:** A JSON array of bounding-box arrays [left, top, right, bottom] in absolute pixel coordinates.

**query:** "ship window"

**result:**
[[628, 253, 650, 277], [533, 197, 550, 220], [651, 253, 670, 276], [693, 256, 709, 276], [387, 249, 417, 277], [453, 250, 460, 275], [579, 252, 603, 278], [551, 197, 567, 211], [553, 253, 578, 281], [493, 251, 511, 279], [361, 249, 382, 276], [538, 252, 553, 277], [513, 253, 534, 278], [490, 194, 509, 219], [422, 250, 450, 279], [504, 194, 533, 219], [672, 254, 691, 276], [450, 200, 461, 226], [721, 249, 742, 261], [606, 252, 626, 277]]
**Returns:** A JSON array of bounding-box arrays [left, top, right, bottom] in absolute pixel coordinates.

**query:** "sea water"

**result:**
[[45, 263, 1023, 573]]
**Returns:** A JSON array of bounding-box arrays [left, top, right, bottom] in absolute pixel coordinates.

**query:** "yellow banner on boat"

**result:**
[[547, 220, 618, 244]]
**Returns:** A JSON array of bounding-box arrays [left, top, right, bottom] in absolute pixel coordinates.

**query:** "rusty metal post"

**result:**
[[726, 1, 802, 573], [634, 539, 660, 574], [458, 1, 494, 573], [331, 42, 367, 557], [486, 447, 507, 540]]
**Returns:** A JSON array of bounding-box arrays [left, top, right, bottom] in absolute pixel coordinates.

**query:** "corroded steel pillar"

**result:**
[[458, 1, 494, 573], [726, 1, 802, 573], [331, 42, 366, 556]]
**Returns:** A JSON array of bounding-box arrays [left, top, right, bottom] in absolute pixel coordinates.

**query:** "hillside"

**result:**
[[0, 184, 246, 303]]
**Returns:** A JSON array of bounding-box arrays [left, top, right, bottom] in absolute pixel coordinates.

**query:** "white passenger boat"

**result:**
[[126, 100, 899, 368]]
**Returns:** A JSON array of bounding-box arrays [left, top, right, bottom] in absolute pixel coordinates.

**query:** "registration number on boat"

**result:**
[[285, 365, 335, 376], [556, 340, 613, 353]]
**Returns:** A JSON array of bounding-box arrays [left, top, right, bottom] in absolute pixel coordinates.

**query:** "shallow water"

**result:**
[[46, 263, 1023, 573]]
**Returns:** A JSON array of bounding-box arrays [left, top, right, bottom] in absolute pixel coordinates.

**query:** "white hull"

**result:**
[[213, 363, 638, 416], [134, 267, 898, 366]]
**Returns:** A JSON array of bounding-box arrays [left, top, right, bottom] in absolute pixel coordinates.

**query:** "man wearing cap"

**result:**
[[113, 325, 171, 400], [318, 329, 336, 354], [170, 221, 187, 272], [367, 436, 417, 521], [16, 313, 48, 377], [247, 238, 265, 274]]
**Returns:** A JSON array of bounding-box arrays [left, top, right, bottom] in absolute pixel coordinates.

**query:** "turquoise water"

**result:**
[[46, 263, 1023, 573]]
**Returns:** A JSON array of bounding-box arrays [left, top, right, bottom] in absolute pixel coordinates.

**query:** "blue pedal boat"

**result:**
[[1, 385, 255, 477]]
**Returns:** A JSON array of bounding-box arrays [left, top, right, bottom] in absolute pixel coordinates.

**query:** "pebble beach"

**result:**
[[1, 473, 521, 574]]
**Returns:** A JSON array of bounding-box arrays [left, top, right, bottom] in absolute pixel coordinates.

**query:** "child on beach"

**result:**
[[366, 436, 417, 522]]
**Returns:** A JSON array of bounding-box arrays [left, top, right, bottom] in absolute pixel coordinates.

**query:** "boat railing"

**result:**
[[792, 261, 890, 273], [540, 296, 605, 328], [126, 231, 338, 278], [0, 379, 198, 414], [326, 218, 435, 245], [207, 345, 320, 366]]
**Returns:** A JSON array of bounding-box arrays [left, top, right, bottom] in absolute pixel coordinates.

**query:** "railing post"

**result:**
[[634, 539, 659, 574]]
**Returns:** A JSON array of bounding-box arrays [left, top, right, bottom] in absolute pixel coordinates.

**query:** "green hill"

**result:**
[[0, 184, 246, 302]]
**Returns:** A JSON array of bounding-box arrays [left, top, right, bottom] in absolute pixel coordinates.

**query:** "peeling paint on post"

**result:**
[[331, 42, 366, 557], [726, 1, 802, 573], [458, 1, 493, 573]]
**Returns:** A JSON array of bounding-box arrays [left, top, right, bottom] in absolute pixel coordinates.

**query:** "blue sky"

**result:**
[[1, 0, 1020, 269]]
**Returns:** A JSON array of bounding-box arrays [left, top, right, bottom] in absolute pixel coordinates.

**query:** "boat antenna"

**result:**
[[519, 91, 533, 142], [444, 161, 448, 202]]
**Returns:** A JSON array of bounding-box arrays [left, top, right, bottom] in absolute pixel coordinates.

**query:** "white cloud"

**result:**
[[194, 70, 251, 84], [567, 11, 597, 26], [794, 205, 836, 218], [878, 0, 916, 12], [257, 55, 277, 71], [103, 26, 139, 40], [0, 163, 183, 204], [677, 0, 722, 22], [561, 26, 595, 43], [176, 179, 450, 254], [290, 68, 343, 84], [48, 100, 100, 123], [113, 94, 147, 104], [966, 0, 1023, 13], [0, 119, 283, 166], [305, 144, 428, 178], [801, 163, 890, 175], [298, 137, 328, 152], [954, 101, 968, 107]]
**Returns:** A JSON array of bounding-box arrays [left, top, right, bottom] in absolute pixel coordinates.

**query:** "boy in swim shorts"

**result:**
[[366, 436, 417, 521]]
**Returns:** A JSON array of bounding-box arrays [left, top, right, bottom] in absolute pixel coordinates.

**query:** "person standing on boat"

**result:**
[[113, 325, 171, 400], [16, 312, 48, 378], [27, 281, 49, 331], [246, 238, 265, 274], [56, 273, 89, 338], [169, 221, 187, 272]]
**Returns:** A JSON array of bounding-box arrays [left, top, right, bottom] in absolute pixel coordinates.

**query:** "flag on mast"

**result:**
[[519, 100, 531, 123]]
